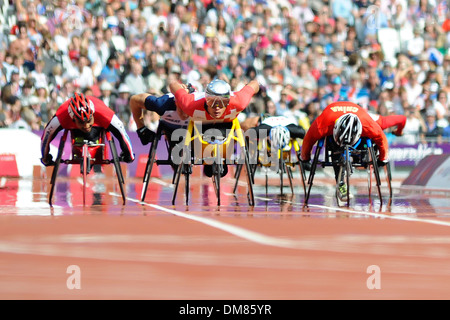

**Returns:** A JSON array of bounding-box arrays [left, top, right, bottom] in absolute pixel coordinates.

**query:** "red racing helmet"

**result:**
[[68, 93, 95, 122]]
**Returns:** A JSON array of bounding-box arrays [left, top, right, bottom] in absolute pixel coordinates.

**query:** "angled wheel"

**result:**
[[172, 145, 190, 205], [212, 162, 221, 206], [243, 146, 255, 206], [49, 130, 68, 207], [344, 145, 351, 207], [233, 163, 242, 194], [278, 149, 284, 195], [82, 143, 88, 206], [184, 163, 191, 206], [304, 138, 324, 207], [297, 152, 307, 198], [385, 162, 393, 199], [106, 132, 126, 205], [367, 140, 382, 205], [141, 131, 159, 202]]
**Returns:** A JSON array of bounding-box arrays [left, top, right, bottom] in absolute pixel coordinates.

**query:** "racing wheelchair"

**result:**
[[171, 118, 255, 206], [140, 119, 187, 202], [303, 136, 392, 207], [234, 125, 307, 196], [48, 129, 126, 207]]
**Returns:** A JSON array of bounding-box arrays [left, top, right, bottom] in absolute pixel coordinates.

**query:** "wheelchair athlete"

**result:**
[[300, 101, 389, 202], [130, 83, 194, 146], [169, 78, 260, 177], [41, 93, 135, 170]]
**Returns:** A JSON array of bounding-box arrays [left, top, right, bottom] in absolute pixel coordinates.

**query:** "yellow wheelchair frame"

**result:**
[[172, 118, 255, 206]]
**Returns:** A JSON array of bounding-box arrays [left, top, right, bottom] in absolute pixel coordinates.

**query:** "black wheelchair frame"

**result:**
[[48, 129, 126, 207], [234, 136, 307, 197], [303, 136, 392, 207], [171, 118, 255, 206]]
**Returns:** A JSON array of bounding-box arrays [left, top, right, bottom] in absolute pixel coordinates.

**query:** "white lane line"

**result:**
[[123, 195, 297, 249], [110, 188, 450, 251], [225, 191, 450, 227]]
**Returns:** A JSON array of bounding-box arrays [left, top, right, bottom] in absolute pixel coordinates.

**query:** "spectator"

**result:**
[[124, 59, 147, 95], [113, 83, 131, 125], [420, 108, 443, 144], [99, 81, 117, 108], [88, 30, 110, 78], [399, 105, 427, 144], [98, 54, 121, 87]]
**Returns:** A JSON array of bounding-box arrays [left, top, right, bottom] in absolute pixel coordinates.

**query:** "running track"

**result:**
[[0, 166, 450, 300]]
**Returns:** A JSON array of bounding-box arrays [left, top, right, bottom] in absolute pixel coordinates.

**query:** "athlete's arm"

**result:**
[[40, 115, 63, 164], [300, 120, 323, 161], [107, 114, 135, 162], [130, 93, 149, 130]]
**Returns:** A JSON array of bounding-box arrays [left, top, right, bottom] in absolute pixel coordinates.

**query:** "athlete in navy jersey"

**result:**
[[130, 84, 193, 145]]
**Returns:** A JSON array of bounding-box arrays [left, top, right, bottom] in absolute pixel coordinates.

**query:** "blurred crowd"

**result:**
[[0, 0, 449, 144]]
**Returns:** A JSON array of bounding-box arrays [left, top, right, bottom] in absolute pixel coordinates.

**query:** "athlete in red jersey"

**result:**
[[168, 78, 260, 177], [169, 78, 260, 124], [301, 101, 392, 203], [301, 101, 389, 164], [41, 93, 134, 166]]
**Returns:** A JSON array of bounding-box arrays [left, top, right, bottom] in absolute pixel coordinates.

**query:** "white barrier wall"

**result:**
[[0, 129, 56, 178]]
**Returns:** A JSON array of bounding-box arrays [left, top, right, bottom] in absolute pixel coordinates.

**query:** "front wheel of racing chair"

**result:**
[[105, 131, 126, 205], [48, 130, 69, 207]]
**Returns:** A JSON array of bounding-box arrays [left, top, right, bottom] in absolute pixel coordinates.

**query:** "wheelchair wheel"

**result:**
[[172, 145, 190, 205], [82, 144, 89, 206], [368, 144, 383, 205], [49, 130, 68, 207], [232, 163, 242, 194], [304, 138, 324, 206], [278, 150, 284, 194], [184, 163, 190, 206], [386, 162, 393, 199], [141, 133, 159, 202], [107, 133, 126, 205], [212, 162, 221, 206], [297, 152, 307, 198], [344, 145, 351, 207]]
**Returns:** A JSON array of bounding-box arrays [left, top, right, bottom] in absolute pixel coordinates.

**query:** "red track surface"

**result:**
[[1, 170, 450, 300]]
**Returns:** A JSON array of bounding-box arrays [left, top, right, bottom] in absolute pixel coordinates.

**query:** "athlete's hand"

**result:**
[[120, 152, 134, 163], [187, 83, 195, 93], [377, 159, 388, 167], [137, 126, 155, 145], [40, 154, 55, 167], [301, 160, 312, 171]]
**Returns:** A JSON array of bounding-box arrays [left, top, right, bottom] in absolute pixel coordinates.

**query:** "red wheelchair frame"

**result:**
[[48, 129, 126, 207]]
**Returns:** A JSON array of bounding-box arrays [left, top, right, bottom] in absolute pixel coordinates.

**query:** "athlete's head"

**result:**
[[270, 125, 291, 150], [333, 113, 362, 147], [68, 93, 95, 132], [205, 79, 231, 119]]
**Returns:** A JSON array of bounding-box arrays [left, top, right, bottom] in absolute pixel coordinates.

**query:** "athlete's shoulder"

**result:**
[[87, 95, 108, 108]]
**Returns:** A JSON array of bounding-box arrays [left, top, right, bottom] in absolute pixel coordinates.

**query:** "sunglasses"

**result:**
[[206, 97, 229, 109]]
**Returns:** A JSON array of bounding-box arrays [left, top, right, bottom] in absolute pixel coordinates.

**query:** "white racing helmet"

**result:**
[[205, 79, 231, 109], [270, 125, 291, 150], [333, 113, 362, 147]]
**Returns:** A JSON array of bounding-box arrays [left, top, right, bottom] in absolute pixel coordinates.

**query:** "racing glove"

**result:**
[[120, 152, 134, 163], [301, 159, 312, 171], [377, 159, 388, 167], [40, 154, 55, 167], [137, 126, 155, 145]]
